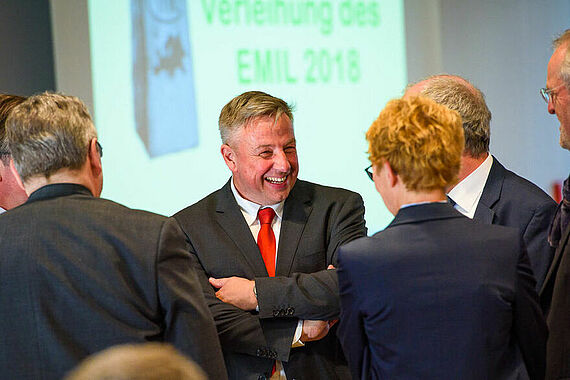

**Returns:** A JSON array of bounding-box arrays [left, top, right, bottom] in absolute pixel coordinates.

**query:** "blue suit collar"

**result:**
[[387, 202, 465, 229]]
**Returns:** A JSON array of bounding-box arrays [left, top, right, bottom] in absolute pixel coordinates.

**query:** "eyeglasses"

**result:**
[[95, 141, 103, 157], [364, 165, 373, 181], [540, 84, 565, 103]]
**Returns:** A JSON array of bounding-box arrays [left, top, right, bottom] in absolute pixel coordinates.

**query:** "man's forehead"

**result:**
[[547, 46, 566, 83]]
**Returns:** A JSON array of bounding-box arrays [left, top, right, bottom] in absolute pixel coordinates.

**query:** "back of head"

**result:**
[[5, 92, 97, 183], [64, 343, 207, 380], [0, 94, 27, 161], [366, 96, 464, 191], [418, 76, 491, 157], [553, 29, 570, 87], [218, 90, 293, 144]]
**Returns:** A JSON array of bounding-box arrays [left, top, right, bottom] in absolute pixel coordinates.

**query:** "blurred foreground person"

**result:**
[[0, 93, 226, 380], [337, 96, 547, 380], [64, 343, 206, 380]]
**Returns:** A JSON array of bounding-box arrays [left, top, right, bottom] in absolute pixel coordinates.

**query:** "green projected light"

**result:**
[[89, 0, 407, 233]]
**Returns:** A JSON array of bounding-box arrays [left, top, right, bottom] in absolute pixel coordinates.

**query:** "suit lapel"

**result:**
[[473, 157, 504, 224], [214, 181, 269, 276], [276, 182, 313, 276]]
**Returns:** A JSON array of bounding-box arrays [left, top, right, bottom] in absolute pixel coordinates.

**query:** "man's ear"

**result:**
[[88, 138, 102, 176], [221, 144, 237, 172], [382, 161, 398, 188]]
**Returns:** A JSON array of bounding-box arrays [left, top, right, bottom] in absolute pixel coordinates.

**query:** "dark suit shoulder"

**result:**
[[501, 166, 555, 206], [292, 179, 363, 202], [7, 192, 169, 226], [173, 186, 225, 220]]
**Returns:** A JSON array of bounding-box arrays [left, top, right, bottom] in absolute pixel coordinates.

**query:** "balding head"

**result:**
[[405, 75, 491, 158]]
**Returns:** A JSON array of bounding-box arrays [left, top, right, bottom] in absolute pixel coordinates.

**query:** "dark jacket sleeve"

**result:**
[[337, 244, 370, 380], [521, 199, 557, 292], [513, 239, 548, 380], [255, 192, 366, 320], [157, 218, 229, 380], [186, 244, 298, 362]]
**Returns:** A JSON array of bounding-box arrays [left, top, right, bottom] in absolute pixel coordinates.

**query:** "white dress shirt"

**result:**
[[447, 154, 493, 219], [231, 179, 304, 379]]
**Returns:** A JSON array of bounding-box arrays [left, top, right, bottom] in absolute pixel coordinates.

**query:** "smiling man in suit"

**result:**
[[0, 92, 226, 380], [174, 91, 366, 380], [405, 75, 557, 291]]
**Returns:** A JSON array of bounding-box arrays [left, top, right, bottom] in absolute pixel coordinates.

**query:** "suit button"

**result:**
[[256, 348, 262, 357]]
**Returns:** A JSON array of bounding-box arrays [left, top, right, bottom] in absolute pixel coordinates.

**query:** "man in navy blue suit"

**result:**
[[337, 96, 547, 380], [406, 75, 556, 292]]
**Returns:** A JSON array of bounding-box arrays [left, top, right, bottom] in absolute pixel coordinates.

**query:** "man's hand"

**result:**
[[209, 276, 258, 311], [300, 320, 336, 342]]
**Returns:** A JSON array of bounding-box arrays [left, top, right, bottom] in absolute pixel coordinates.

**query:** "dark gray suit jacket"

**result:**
[[338, 203, 547, 380], [174, 179, 366, 380], [474, 157, 556, 291], [540, 217, 570, 379], [0, 183, 227, 380]]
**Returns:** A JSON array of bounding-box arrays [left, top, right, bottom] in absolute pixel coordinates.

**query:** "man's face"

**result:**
[[547, 44, 570, 150], [222, 114, 298, 206]]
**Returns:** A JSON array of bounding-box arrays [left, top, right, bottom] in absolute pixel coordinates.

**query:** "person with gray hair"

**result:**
[[0, 92, 227, 380], [0, 93, 28, 210], [174, 90, 366, 379], [540, 28, 570, 380], [405, 75, 557, 292]]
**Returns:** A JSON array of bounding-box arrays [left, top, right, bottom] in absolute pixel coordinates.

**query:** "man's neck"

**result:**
[[24, 168, 96, 197], [456, 152, 489, 184]]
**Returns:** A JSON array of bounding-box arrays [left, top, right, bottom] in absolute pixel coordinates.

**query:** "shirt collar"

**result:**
[[230, 177, 284, 226], [448, 154, 493, 215]]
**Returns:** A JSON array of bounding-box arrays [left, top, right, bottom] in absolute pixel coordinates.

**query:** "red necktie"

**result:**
[[257, 207, 276, 277]]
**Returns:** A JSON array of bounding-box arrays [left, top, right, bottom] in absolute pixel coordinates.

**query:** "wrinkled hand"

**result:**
[[300, 319, 336, 342], [209, 276, 257, 311]]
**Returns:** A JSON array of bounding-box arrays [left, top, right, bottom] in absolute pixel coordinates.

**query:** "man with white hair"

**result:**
[[541, 28, 570, 380]]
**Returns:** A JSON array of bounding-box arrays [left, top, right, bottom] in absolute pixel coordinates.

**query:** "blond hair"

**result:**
[[219, 91, 293, 144], [64, 343, 206, 380], [367, 96, 464, 191]]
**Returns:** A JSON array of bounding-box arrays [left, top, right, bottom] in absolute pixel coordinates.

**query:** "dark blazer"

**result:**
[[337, 203, 547, 380], [0, 184, 227, 380], [474, 157, 557, 291], [540, 221, 570, 379], [174, 179, 366, 380]]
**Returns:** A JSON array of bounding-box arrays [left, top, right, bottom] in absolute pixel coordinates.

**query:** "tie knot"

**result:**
[[258, 207, 275, 225]]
